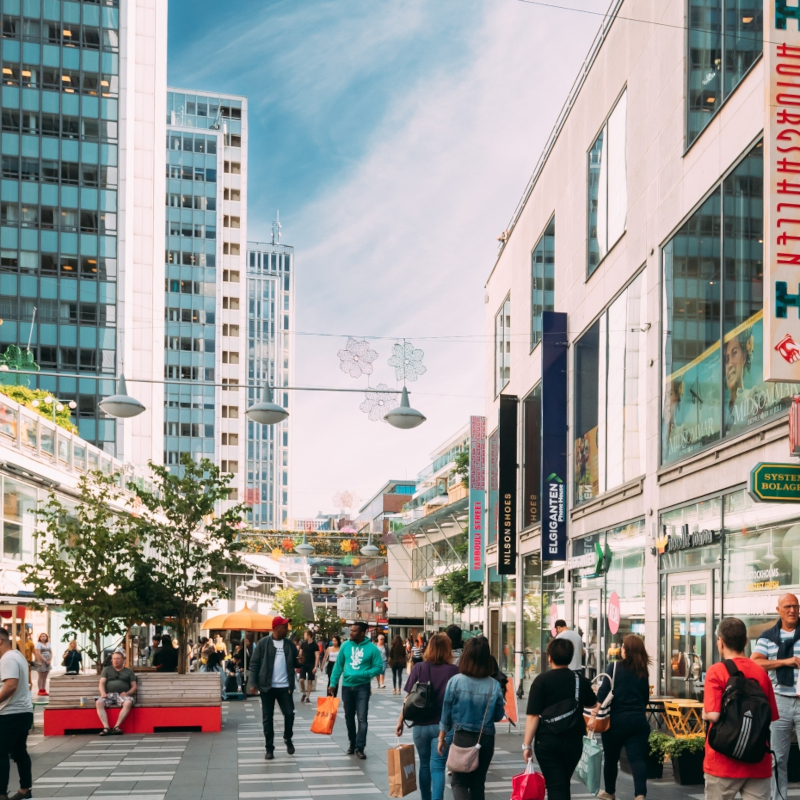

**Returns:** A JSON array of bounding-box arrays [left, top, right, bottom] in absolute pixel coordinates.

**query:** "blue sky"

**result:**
[[168, 0, 610, 519]]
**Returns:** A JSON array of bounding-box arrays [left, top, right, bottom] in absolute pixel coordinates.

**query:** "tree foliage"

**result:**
[[453, 447, 469, 488], [434, 567, 483, 614], [271, 588, 309, 632], [128, 454, 247, 673], [314, 605, 345, 642], [21, 472, 139, 671], [0, 384, 78, 432]]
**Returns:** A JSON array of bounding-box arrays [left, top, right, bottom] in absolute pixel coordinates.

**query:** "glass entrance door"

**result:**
[[666, 571, 713, 699], [574, 589, 602, 681]]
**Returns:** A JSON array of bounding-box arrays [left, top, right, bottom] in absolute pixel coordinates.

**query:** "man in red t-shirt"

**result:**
[[702, 617, 779, 800]]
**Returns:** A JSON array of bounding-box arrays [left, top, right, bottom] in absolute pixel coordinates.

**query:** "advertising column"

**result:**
[[469, 415, 486, 582], [764, 0, 800, 382]]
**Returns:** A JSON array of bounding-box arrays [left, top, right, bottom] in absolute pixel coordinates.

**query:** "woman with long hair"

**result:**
[[34, 633, 52, 696], [376, 634, 388, 688], [438, 636, 506, 800], [324, 635, 342, 687], [595, 635, 652, 800], [389, 635, 406, 695], [395, 634, 459, 800]]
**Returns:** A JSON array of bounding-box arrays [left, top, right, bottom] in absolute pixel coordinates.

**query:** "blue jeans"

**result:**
[[772, 693, 800, 800], [342, 682, 371, 751], [412, 724, 451, 800]]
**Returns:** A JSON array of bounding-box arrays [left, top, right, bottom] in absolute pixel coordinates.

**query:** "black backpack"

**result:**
[[402, 663, 438, 725], [707, 660, 773, 763], [539, 672, 582, 736]]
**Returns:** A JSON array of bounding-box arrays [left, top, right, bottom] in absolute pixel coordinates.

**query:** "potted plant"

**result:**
[[649, 732, 705, 786]]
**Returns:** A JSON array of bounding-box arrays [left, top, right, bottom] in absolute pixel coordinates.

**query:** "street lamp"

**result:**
[[295, 534, 314, 557], [384, 387, 426, 429], [246, 384, 288, 425], [360, 534, 379, 557], [31, 395, 77, 425], [99, 374, 145, 419], [379, 580, 391, 593], [419, 584, 433, 594]]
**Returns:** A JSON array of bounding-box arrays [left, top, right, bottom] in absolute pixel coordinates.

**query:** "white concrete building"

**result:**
[[483, 0, 800, 697]]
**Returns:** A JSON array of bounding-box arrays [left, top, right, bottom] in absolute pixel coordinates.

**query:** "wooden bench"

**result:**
[[44, 673, 222, 735]]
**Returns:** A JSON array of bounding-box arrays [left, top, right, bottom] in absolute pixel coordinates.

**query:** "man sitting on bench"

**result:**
[[96, 649, 137, 736]]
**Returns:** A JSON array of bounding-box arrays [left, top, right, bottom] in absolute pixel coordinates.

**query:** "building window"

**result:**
[[494, 295, 511, 396], [574, 270, 647, 505], [661, 143, 777, 466], [531, 217, 555, 350], [687, 0, 762, 146], [588, 90, 627, 277]]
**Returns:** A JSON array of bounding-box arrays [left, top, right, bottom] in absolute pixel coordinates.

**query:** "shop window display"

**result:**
[[522, 552, 542, 693]]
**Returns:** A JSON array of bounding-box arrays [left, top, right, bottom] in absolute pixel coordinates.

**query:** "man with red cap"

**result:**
[[248, 616, 298, 760]]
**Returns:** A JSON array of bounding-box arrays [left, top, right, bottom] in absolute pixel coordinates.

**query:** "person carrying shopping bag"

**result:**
[[522, 637, 598, 800], [595, 634, 652, 800], [394, 633, 459, 800], [438, 636, 506, 800]]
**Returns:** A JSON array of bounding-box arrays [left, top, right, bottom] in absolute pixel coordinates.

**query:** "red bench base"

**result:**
[[44, 706, 221, 735]]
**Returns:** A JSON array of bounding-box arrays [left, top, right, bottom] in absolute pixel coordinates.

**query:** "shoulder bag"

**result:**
[[402, 662, 438, 725], [539, 672, 582, 736], [446, 687, 493, 773], [584, 664, 615, 733]]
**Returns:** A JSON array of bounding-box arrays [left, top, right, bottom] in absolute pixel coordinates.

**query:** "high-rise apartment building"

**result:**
[[163, 88, 247, 500], [246, 239, 292, 528], [0, 0, 166, 463]]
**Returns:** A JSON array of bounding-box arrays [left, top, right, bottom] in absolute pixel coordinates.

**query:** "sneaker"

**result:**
[[355, 750, 367, 760], [9, 792, 33, 800], [265, 750, 274, 760], [285, 740, 295, 755], [597, 793, 615, 800]]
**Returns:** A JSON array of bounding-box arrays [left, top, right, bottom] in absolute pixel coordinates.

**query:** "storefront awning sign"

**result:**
[[750, 462, 800, 502], [656, 524, 718, 554]]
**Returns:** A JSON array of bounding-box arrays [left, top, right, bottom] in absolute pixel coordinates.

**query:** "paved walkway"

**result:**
[[17, 684, 733, 800]]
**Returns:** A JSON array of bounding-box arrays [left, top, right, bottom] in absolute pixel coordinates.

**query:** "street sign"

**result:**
[[750, 462, 800, 502]]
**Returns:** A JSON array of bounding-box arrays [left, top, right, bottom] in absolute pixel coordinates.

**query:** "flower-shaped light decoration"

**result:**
[[326, 565, 335, 575], [337, 337, 378, 379], [351, 557, 360, 567], [271, 548, 283, 560], [360, 383, 396, 422], [341, 539, 353, 553], [388, 341, 427, 382], [281, 537, 295, 551]]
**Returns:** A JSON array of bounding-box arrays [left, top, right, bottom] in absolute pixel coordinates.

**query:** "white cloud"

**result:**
[[285, 0, 611, 518]]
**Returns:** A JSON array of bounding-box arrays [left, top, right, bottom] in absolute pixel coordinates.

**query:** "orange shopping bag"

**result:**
[[310, 695, 339, 735]]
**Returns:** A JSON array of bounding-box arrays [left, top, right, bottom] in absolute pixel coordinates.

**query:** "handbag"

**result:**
[[446, 689, 492, 773], [584, 665, 615, 733], [511, 760, 546, 800], [539, 672, 582, 736], [402, 663, 437, 725], [575, 734, 603, 795]]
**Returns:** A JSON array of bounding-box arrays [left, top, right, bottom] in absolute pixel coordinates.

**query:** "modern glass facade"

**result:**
[[530, 217, 554, 350], [0, 0, 120, 452], [246, 241, 292, 528]]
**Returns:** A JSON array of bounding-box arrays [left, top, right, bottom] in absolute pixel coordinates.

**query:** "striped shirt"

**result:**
[[754, 629, 800, 697]]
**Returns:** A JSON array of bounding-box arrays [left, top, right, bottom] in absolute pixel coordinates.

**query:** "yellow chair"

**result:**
[[663, 701, 694, 738]]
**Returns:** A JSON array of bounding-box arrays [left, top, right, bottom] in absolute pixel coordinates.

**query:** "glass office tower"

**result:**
[[246, 241, 292, 528], [0, 0, 166, 462], [164, 89, 247, 501]]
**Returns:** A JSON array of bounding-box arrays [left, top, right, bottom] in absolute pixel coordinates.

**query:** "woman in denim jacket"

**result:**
[[438, 637, 506, 800]]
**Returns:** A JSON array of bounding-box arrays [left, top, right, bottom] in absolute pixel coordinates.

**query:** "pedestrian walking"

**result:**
[[0, 626, 33, 800], [752, 592, 800, 800], [395, 633, 459, 800], [324, 635, 342, 687], [328, 621, 384, 759], [595, 635, 652, 800], [389, 635, 406, 694], [248, 616, 297, 760], [298, 630, 319, 703], [33, 632, 51, 696], [704, 618, 778, 800], [446, 625, 465, 665], [376, 634, 388, 689], [554, 620, 585, 674], [411, 633, 425, 665], [62, 639, 83, 675], [438, 636, 506, 800], [144, 635, 161, 667], [522, 638, 598, 800]]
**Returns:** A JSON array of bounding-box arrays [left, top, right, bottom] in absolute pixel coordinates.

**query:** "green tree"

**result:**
[[434, 567, 483, 614], [454, 447, 469, 488], [314, 605, 345, 642], [129, 454, 247, 673], [21, 472, 140, 672], [271, 588, 308, 632]]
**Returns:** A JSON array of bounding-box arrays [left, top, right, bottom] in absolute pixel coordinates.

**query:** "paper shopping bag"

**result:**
[[310, 696, 339, 735], [387, 743, 417, 797], [575, 735, 602, 796], [511, 761, 546, 800]]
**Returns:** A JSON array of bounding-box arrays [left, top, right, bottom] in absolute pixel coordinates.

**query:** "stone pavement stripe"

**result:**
[[236, 771, 362, 779], [240, 790, 382, 799]]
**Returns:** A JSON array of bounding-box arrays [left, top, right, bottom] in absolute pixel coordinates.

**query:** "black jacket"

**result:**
[[248, 635, 298, 692]]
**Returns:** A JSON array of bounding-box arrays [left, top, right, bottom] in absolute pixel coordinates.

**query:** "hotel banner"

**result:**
[[468, 415, 486, 582], [765, 0, 800, 382]]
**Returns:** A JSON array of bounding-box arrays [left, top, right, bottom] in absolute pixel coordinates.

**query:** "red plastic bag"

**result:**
[[511, 761, 546, 800]]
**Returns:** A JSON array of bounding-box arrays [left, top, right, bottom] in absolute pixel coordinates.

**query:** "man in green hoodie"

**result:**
[[328, 621, 383, 759]]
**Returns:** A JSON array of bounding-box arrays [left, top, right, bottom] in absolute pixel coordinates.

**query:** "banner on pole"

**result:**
[[468, 415, 486, 582], [498, 395, 519, 575]]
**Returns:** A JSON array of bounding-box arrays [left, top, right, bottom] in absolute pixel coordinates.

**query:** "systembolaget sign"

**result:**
[[765, 1, 800, 381]]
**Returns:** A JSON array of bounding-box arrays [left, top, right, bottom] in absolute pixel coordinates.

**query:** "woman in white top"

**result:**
[[323, 635, 341, 687], [34, 632, 52, 696], [376, 634, 388, 688]]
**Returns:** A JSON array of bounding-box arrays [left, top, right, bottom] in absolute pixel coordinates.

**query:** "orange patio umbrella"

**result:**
[[203, 603, 275, 632]]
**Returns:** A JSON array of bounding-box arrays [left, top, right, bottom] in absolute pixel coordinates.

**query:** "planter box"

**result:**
[[671, 751, 704, 786], [620, 748, 664, 780]]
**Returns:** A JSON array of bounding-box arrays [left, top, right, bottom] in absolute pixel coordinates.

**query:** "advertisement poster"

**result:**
[[498, 395, 518, 575], [488, 428, 499, 546], [468, 415, 486, 582], [574, 425, 600, 504]]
